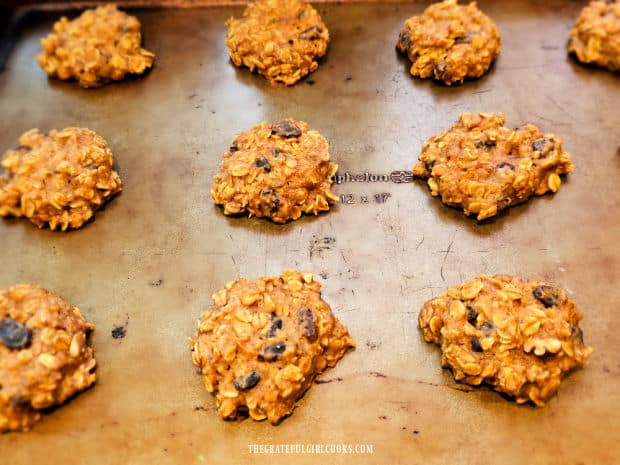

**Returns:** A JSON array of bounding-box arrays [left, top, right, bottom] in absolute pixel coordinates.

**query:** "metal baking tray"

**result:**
[[1, 1, 619, 464]]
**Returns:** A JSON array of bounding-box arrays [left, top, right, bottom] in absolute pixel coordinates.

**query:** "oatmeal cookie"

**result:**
[[396, 0, 501, 85], [38, 4, 155, 88], [0, 284, 97, 433], [211, 118, 338, 223], [189, 270, 355, 423], [412, 113, 574, 220], [225, 0, 329, 85], [419, 275, 592, 406], [0, 127, 122, 231], [568, 0, 620, 72]]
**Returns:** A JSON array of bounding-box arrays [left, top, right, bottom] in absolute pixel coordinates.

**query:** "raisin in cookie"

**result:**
[[38, 4, 155, 88], [225, 0, 329, 85], [396, 0, 501, 85], [419, 275, 592, 406], [211, 118, 338, 223], [412, 112, 574, 220], [568, 0, 620, 72], [0, 127, 122, 231], [0, 285, 97, 432], [189, 270, 355, 423]]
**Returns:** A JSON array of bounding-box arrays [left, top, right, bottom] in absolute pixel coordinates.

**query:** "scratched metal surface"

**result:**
[[1, 1, 619, 464]]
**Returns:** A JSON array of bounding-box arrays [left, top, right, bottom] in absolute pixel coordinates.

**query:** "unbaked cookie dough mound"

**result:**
[[396, 0, 501, 85], [568, 0, 620, 72], [211, 118, 338, 223], [412, 112, 574, 220], [419, 275, 592, 406], [38, 3, 155, 88], [225, 0, 329, 85], [189, 270, 355, 423], [0, 127, 122, 231], [0, 284, 97, 433]]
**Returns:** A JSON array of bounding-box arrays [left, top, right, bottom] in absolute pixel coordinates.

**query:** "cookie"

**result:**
[[0, 284, 97, 432], [211, 118, 338, 223], [419, 275, 592, 406], [0, 127, 122, 231], [396, 0, 501, 85], [38, 4, 155, 88], [412, 113, 574, 220], [568, 0, 620, 72], [189, 270, 355, 423], [225, 0, 329, 85]]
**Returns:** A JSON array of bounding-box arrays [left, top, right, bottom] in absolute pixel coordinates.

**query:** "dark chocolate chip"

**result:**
[[267, 315, 283, 337], [497, 196, 512, 209], [299, 26, 323, 40], [496, 161, 515, 170], [271, 120, 302, 138], [433, 61, 447, 77], [86, 164, 100, 170], [466, 305, 478, 326], [471, 337, 483, 352], [288, 39, 294, 45], [272, 148, 281, 157], [532, 139, 546, 152], [299, 307, 317, 341], [259, 342, 286, 362], [271, 195, 281, 214], [233, 371, 261, 391], [255, 157, 271, 172], [454, 35, 471, 44], [15, 145, 31, 152], [475, 139, 496, 149], [0, 319, 32, 350], [571, 325, 584, 343], [481, 321, 494, 332], [229, 141, 239, 153], [398, 30, 412, 50], [533, 285, 561, 308]]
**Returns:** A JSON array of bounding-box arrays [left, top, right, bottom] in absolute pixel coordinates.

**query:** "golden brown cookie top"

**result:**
[[211, 118, 338, 223], [189, 270, 355, 423], [225, 0, 329, 85], [0, 284, 97, 432], [38, 3, 155, 88], [568, 0, 620, 72], [412, 113, 574, 220], [397, 0, 501, 85], [419, 275, 592, 406], [0, 127, 122, 231]]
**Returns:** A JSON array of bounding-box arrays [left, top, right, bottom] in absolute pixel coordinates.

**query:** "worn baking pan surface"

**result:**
[[1, 1, 619, 464]]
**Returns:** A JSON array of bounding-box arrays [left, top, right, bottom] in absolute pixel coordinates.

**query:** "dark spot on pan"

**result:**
[[306, 79, 316, 85], [150, 279, 163, 287], [111, 326, 126, 339]]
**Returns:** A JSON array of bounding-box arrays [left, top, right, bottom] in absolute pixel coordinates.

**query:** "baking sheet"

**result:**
[[1, 1, 619, 464]]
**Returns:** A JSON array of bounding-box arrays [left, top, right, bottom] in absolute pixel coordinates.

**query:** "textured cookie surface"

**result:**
[[211, 118, 338, 223], [0, 128, 122, 231], [225, 0, 329, 85], [38, 3, 155, 88], [189, 270, 355, 423], [0, 285, 97, 433], [419, 275, 592, 406], [396, 0, 501, 85], [412, 113, 573, 220], [568, 0, 620, 72]]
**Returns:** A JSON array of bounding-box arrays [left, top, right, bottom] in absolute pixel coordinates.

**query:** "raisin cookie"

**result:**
[[38, 4, 155, 88], [0, 127, 122, 231], [189, 270, 355, 423], [419, 275, 592, 406], [211, 118, 338, 223], [0, 285, 97, 432], [396, 0, 501, 85], [412, 113, 574, 220], [568, 0, 620, 72], [225, 0, 329, 85]]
